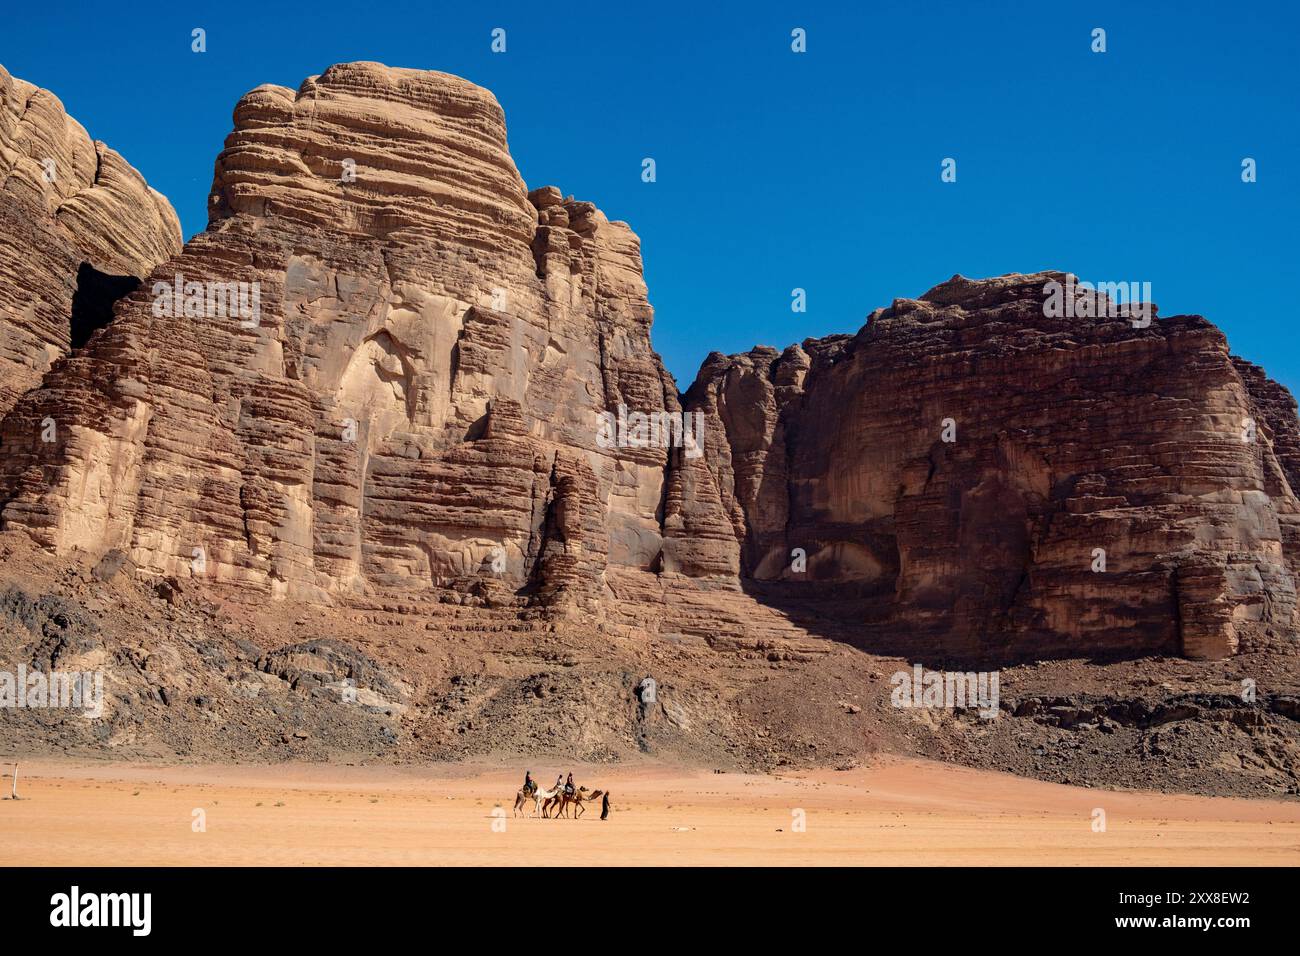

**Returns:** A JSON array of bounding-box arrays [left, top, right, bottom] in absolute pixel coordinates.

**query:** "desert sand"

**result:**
[[1, 757, 1297, 866]]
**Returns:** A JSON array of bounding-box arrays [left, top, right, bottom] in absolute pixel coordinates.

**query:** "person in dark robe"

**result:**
[[600, 791, 612, 820]]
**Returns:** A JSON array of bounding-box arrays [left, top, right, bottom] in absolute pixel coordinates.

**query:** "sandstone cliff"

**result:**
[[0, 64, 181, 416], [0, 62, 1297, 668], [0, 63, 706, 609], [683, 274, 1300, 661]]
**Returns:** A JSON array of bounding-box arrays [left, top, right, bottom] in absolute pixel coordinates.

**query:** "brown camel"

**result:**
[[541, 787, 576, 818], [553, 787, 604, 819]]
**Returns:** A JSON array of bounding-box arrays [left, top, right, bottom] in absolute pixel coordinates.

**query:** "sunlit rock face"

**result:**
[[0, 63, 705, 606], [0, 64, 182, 416], [1, 63, 1296, 662]]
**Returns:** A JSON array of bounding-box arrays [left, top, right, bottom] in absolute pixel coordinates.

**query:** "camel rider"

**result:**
[[523, 770, 535, 795], [554, 774, 564, 793], [565, 772, 575, 796]]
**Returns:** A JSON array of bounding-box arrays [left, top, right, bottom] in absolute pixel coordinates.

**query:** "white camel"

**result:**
[[514, 784, 562, 818]]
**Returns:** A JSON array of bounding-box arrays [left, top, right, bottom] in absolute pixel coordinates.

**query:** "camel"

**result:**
[[513, 784, 561, 818], [553, 787, 604, 819]]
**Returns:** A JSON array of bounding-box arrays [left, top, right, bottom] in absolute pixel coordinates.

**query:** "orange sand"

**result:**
[[2, 756, 1296, 866]]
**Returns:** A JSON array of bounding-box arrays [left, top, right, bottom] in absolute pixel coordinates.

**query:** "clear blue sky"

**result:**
[[5, 0, 1297, 393]]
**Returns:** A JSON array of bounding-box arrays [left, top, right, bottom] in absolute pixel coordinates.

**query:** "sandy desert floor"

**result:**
[[1, 756, 1297, 866]]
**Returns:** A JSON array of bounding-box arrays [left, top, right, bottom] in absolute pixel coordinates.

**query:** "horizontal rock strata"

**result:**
[[682, 274, 1300, 660], [1, 62, 1296, 663], [0, 64, 181, 416]]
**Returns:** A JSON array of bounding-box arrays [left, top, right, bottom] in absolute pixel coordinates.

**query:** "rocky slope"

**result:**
[[0, 62, 1297, 794], [1, 532, 1296, 797]]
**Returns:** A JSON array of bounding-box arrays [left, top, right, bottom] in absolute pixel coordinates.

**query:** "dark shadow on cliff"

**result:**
[[70, 262, 139, 350], [739, 578, 1175, 670]]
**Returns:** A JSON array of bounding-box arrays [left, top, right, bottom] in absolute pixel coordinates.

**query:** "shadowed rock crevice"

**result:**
[[0, 65, 181, 416], [69, 262, 138, 350]]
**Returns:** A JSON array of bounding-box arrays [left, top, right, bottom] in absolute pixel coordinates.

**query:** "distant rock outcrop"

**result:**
[[0, 62, 1296, 663], [683, 273, 1300, 660]]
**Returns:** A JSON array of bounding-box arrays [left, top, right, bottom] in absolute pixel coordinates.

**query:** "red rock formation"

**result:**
[[0, 63, 682, 606], [683, 274, 1300, 660], [0, 65, 181, 416], [1, 63, 1295, 665]]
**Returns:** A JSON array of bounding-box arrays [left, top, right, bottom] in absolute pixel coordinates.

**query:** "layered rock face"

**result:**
[[682, 274, 1300, 660], [0, 65, 181, 416], [0, 63, 700, 606], [1, 63, 1296, 664]]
